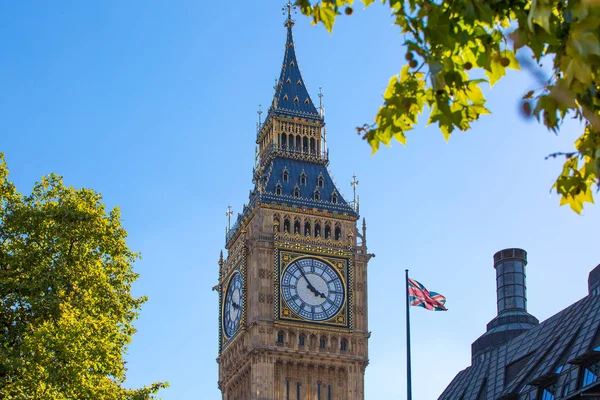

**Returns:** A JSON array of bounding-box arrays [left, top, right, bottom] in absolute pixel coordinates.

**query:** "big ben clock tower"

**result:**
[[216, 5, 372, 399]]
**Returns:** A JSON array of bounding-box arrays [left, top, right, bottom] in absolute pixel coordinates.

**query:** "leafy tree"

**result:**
[[296, 0, 600, 213], [0, 154, 167, 399]]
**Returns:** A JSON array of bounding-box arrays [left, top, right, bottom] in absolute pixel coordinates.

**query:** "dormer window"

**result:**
[[283, 94, 289, 100], [293, 96, 299, 103], [282, 168, 289, 183], [314, 189, 320, 201], [286, 78, 291, 83], [300, 171, 307, 186], [293, 185, 300, 198], [332, 193, 338, 204], [297, 79, 302, 85], [304, 98, 310, 104], [317, 176, 324, 188], [276, 183, 282, 196]]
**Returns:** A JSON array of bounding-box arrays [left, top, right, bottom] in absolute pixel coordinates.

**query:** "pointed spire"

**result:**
[[270, 2, 321, 119], [283, 1, 296, 28], [218, 250, 224, 266]]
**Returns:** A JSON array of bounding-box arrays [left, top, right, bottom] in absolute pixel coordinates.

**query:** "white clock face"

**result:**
[[281, 258, 345, 321], [223, 272, 242, 338]]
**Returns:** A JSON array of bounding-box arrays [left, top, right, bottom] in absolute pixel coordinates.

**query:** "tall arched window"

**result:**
[[335, 224, 342, 241], [294, 218, 301, 235], [299, 334, 305, 346], [284, 217, 291, 233], [304, 221, 311, 236], [324, 223, 331, 239], [315, 222, 321, 237], [340, 338, 348, 351], [310, 137, 316, 154], [303, 137, 309, 153], [319, 337, 326, 349], [277, 331, 285, 344], [281, 133, 287, 150]]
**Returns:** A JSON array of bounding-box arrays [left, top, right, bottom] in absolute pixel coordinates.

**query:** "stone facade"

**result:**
[[216, 7, 372, 399]]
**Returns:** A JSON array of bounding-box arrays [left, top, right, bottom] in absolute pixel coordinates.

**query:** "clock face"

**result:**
[[223, 272, 242, 338], [281, 258, 345, 321]]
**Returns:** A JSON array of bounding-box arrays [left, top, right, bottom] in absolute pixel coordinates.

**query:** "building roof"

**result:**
[[439, 292, 600, 399], [268, 19, 321, 121], [224, 16, 356, 248]]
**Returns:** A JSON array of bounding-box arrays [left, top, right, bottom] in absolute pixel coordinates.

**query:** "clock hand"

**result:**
[[297, 267, 316, 292]]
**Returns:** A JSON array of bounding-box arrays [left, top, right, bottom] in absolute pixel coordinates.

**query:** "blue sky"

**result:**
[[1, 1, 598, 398]]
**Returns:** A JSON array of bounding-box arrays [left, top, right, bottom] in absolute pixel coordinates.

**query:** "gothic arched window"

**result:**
[[335, 224, 342, 241], [284, 217, 291, 233], [340, 338, 348, 351], [294, 218, 301, 235], [315, 222, 321, 238], [324, 223, 331, 239], [304, 221, 311, 236]]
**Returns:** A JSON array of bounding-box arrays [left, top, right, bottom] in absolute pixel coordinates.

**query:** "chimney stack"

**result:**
[[471, 248, 539, 364], [494, 248, 529, 315]]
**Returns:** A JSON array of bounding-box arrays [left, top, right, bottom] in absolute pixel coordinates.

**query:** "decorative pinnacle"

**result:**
[[283, 0, 296, 28], [218, 250, 224, 266], [351, 174, 359, 212], [257, 104, 263, 126], [319, 87, 324, 117], [225, 205, 233, 232]]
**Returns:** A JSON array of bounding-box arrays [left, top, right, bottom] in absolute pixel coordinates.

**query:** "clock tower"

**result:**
[[217, 7, 372, 400]]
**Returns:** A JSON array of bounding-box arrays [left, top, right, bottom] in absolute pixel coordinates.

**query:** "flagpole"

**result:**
[[405, 269, 412, 400]]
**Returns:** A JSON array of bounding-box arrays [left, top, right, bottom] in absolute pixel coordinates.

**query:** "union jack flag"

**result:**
[[408, 278, 448, 311]]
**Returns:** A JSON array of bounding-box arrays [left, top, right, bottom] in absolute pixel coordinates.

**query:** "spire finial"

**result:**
[[257, 104, 263, 127], [319, 87, 324, 117], [283, 1, 296, 28], [226, 205, 233, 232], [351, 174, 359, 212], [218, 250, 224, 267]]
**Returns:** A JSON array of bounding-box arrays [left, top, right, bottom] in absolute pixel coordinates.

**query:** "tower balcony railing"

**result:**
[[257, 144, 329, 172]]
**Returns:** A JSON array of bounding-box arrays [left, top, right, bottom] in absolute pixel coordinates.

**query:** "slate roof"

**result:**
[[224, 20, 356, 247], [439, 293, 600, 399], [259, 157, 354, 214], [266, 20, 322, 123]]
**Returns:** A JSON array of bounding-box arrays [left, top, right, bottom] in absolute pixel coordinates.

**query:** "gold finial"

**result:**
[[226, 205, 233, 232], [318, 87, 324, 117], [257, 104, 263, 127], [283, 1, 296, 27], [218, 250, 224, 266], [351, 174, 359, 212]]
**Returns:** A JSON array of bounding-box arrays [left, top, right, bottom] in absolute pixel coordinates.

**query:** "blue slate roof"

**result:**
[[439, 292, 600, 399], [260, 158, 355, 214], [269, 22, 321, 120], [224, 18, 355, 247]]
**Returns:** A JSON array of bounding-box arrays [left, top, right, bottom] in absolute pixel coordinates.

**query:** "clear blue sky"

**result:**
[[1, 1, 598, 399]]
